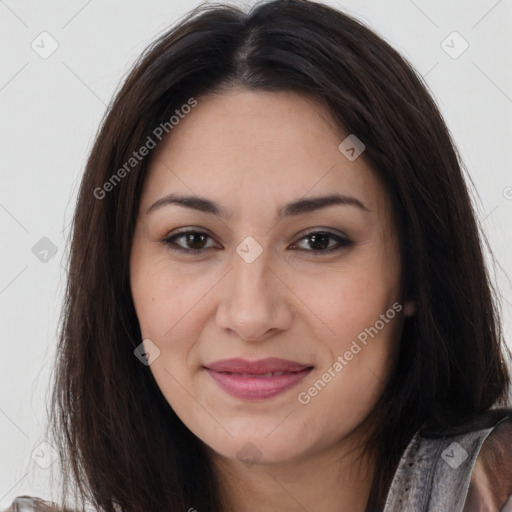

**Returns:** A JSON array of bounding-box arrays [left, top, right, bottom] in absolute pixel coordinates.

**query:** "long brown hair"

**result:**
[[47, 1, 511, 510]]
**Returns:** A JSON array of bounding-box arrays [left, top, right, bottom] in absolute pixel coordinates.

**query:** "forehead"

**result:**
[[141, 88, 389, 217]]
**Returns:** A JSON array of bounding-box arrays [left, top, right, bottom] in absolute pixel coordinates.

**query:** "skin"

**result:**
[[129, 88, 414, 512]]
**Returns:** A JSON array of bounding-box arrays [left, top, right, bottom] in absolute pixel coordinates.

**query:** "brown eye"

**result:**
[[162, 230, 218, 253], [290, 231, 353, 255], [161, 228, 353, 256]]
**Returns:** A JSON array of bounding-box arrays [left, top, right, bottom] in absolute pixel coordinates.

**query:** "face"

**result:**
[[130, 88, 408, 466]]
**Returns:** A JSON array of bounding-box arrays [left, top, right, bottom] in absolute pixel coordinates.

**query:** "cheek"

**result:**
[[292, 258, 395, 339], [130, 256, 193, 343], [130, 257, 226, 375], [130, 266, 200, 406], [301, 313, 400, 438], [130, 267, 165, 335], [293, 252, 401, 393]]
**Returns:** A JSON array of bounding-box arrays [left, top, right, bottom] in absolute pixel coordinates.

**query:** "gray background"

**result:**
[[1, 0, 511, 506]]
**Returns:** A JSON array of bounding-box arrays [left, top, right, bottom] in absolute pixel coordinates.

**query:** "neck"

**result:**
[[209, 431, 376, 512]]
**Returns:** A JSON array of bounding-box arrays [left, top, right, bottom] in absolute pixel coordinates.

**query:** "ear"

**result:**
[[403, 300, 416, 316]]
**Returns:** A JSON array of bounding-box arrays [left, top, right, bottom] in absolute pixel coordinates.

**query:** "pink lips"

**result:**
[[204, 357, 314, 400]]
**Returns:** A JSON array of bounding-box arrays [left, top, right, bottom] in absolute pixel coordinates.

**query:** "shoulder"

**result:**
[[2, 495, 77, 512], [463, 409, 512, 511]]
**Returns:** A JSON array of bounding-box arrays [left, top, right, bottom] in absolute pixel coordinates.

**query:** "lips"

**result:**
[[205, 357, 313, 374], [204, 358, 314, 400]]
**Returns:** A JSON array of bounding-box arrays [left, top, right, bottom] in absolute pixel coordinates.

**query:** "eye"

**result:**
[[289, 230, 353, 255], [160, 228, 353, 255], [161, 228, 219, 253]]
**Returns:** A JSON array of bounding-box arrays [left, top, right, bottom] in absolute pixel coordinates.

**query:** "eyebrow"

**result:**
[[146, 192, 370, 218]]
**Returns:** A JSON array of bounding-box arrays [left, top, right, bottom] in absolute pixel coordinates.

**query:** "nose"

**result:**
[[215, 246, 293, 342]]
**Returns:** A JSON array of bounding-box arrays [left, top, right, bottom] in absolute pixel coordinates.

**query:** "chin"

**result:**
[[200, 427, 315, 467]]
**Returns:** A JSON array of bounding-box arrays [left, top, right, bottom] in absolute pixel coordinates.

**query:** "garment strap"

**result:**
[[383, 414, 510, 511]]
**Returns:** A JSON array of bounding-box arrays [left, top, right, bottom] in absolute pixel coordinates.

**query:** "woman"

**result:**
[[5, 0, 512, 511]]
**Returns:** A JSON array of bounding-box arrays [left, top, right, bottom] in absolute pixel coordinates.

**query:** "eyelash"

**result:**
[[160, 228, 353, 256]]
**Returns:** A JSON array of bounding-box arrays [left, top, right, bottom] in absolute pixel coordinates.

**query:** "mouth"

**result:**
[[203, 358, 315, 400]]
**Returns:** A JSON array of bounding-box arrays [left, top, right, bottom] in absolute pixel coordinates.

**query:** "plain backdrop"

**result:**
[[1, 0, 511, 506]]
